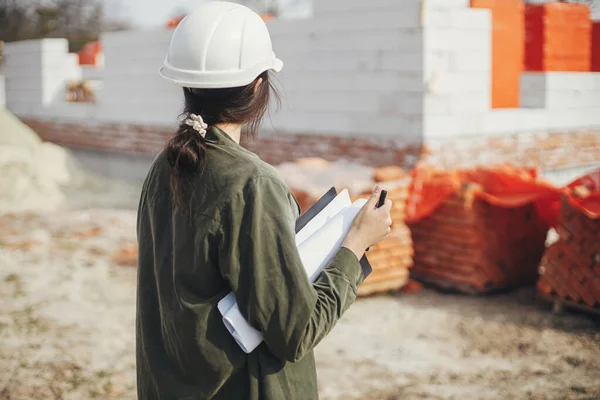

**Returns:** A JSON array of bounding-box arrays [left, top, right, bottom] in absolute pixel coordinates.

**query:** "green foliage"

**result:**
[[0, 0, 130, 52]]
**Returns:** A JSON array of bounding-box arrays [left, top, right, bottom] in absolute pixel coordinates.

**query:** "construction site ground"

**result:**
[[1, 205, 599, 400]]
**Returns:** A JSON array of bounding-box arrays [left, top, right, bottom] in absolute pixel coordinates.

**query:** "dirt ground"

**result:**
[[1, 209, 599, 400]]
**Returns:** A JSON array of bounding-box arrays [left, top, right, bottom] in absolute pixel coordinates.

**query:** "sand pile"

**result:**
[[0, 109, 141, 212], [0, 109, 76, 212]]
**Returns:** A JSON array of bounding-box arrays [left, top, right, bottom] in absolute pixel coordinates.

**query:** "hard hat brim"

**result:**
[[159, 57, 284, 89]]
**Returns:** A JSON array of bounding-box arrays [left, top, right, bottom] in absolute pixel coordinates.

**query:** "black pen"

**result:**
[[366, 190, 387, 252]]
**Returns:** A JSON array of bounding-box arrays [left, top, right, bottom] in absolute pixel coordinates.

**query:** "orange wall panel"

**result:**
[[471, 0, 524, 109], [524, 3, 591, 72]]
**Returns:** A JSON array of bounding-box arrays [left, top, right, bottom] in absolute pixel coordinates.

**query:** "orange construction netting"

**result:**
[[406, 164, 563, 226]]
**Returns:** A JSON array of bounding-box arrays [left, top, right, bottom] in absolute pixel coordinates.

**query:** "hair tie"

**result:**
[[185, 114, 208, 137]]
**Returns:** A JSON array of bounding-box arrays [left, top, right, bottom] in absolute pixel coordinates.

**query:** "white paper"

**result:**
[[297, 199, 366, 281], [219, 193, 367, 354], [295, 189, 351, 246]]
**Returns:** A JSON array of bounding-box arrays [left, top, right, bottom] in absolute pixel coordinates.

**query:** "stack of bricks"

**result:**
[[538, 189, 600, 312], [277, 160, 414, 296], [351, 166, 413, 296], [408, 181, 549, 294], [524, 2, 592, 72]]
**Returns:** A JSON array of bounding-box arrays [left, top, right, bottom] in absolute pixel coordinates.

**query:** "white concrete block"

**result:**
[[450, 51, 491, 72], [423, 50, 451, 76], [285, 51, 423, 72], [279, 72, 425, 93], [449, 91, 491, 113], [380, 53, 423, 72], [284, 51, 379, 73], [38, 102, 97, 121], [103, 64, 163, 77], [426, 71, 490, 94], [425, 28, 491, 50], [5, 89, 44, 104], [424, 113, 485, 139], [545, 72, 600, 90], [285, 91, 380, 113], [520, 91, 545, 109], [520, 72, 546, 92], [311, 9, 422, 31], [64, 54, 82, 81], [353, 115, 423, 141], [424, 0, 470, 8], [272, 109, 422, 139], [483, 109, 549, 134], [515, 109, 550, 132], [271, 29, 424, 53], [422, 8, 491, 30], [0, 65, 42, 80], [0, 52, 43, 69], [81, 66, 104, 81], [266, 18, 313, 37], [4, 77, 44, 91], [6, 101, 38, 116], [104, 41, 167, 59], [425, 91, 491, 115], [546, 109, 579, 130], [102, 29, 173, 49], [424, 96, 450, 115], [41, 38, 69, 54], [3, 39, 43, 55], [269, 110, 356, 134], [315, 0, 406, 13], [378, 92, 425, 116]]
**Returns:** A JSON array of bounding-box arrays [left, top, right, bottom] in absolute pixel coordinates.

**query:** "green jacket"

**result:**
[[136, 127, 364, 400]]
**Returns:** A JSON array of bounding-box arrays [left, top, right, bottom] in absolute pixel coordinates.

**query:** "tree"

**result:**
[[0, 0, 130, 52]]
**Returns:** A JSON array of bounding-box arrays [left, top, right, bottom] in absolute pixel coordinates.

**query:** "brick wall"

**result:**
[[21, 117, 600, 172], [20, 118, 422, 168], [241, 133, 421, 168], [425, 130, 600, 170]]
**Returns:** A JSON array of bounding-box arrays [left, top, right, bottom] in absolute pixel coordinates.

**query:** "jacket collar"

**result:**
[[205, 126, 240, 147], [205, 126, 259, 159]]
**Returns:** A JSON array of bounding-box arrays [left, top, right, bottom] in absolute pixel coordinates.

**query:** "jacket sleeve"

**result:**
[[219, 176, 364, 362]]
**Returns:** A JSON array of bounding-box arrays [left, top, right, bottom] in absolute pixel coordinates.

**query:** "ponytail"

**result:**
[[165, 114, 207, 209]]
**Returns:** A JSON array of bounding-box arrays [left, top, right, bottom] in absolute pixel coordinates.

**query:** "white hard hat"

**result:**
[[160, 1, 283, 89]]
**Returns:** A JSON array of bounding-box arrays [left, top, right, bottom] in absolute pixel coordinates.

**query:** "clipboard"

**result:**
[[296, 187, 372, 279]]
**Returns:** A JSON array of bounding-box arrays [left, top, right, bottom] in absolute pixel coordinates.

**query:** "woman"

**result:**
[[136, 2, 392, 399]]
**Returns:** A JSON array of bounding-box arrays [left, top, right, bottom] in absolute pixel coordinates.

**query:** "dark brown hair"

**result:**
[[165, 71, 279, 208]]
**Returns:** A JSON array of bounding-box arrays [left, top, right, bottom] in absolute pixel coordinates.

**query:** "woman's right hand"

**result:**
[[343, 186, 393, 260]]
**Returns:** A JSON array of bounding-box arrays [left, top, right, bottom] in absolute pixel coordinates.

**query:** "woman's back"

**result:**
[[136, 127, 312, 399]]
